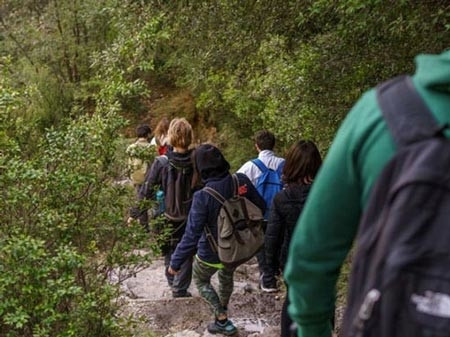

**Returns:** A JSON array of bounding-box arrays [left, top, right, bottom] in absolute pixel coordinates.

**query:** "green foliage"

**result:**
[[212, 122, 254, 173], [0, 0, 167, 133], [153, 0, 450, 153], [23, 66, 75, 132], [1, 1, 450, 335], [0, 57, 22, 156], [0, 235, 85, 336], [89, 4, 169, 115], [0, 72, 154, 335], [126, 142, 157, 163]]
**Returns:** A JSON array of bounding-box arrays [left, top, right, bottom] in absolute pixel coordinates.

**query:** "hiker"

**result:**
[[126, 124, 153, 191], [151, 116, 170, 155], [237, 130, 285, 292], [284, 50, 450, 337], [130, 117, 199, 298], [264, 140, 322, 337], [168, 144, 265, 336]]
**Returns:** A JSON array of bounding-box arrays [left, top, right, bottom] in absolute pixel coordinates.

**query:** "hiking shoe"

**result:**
[[207, 319, 237, 335], [259, 275, 278, 293], [172, 290, 192, 298]]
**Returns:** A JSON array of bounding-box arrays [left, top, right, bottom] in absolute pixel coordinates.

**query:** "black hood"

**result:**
[[195, 144, 230, 181]]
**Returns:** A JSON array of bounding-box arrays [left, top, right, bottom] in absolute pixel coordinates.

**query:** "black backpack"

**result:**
[[342, 76, 450, 337], [158, 155, 194, 223]]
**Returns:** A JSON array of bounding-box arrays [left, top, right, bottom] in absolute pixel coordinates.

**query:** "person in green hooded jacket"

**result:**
[[284, 49, 450, 337]]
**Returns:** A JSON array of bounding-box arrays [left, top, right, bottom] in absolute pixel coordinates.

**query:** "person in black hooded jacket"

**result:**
[[264, 140, 322, 337], [168, 144, 265, 336]]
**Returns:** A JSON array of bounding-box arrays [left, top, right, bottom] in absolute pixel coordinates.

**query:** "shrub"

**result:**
[[0, 85, 153, 335]]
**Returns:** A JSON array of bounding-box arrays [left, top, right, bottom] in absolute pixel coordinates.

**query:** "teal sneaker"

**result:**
[[207, 319, 237, 335]]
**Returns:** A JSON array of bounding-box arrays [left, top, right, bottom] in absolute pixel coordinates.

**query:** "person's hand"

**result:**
[[167, 266, 179, 275]]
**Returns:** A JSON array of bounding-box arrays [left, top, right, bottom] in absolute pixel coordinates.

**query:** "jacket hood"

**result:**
[[415, 50, 450, 92], [166, 146, 193, 165], [195, 144, 230, 181]]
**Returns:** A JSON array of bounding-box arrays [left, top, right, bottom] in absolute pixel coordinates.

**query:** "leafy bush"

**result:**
[[0, 74, 154, 336], [155, 0, 450, 152]]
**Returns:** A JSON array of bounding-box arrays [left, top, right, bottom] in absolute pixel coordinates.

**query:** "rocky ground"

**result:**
[[116, 257, 284, 337]]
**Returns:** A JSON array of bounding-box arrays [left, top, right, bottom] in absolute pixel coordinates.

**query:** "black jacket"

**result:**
[[130, 147, 195, 229], [265, 183, 311, 272]]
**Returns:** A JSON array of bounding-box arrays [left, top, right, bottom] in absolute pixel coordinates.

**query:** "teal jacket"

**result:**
[[284, 50, 450, 337]]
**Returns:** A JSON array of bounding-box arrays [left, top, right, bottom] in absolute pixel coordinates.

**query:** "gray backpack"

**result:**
[[204, 174, 264, 268]]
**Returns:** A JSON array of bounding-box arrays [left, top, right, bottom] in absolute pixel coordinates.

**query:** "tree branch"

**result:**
[[0, 12, 37, 69]]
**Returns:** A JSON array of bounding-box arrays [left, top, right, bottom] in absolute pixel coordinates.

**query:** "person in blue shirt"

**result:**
[[238, 130, 285, 292]]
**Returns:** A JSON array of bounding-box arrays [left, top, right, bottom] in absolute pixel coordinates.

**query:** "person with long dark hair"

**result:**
[[264, 140, 322, 337]]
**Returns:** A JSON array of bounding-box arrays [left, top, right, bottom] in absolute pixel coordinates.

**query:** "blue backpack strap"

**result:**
[[376, 75, 444, 148], [276, 161, 284, 177], [251, 158, 268, 173]]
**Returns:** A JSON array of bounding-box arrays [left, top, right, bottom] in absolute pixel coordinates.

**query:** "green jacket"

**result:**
[[284, 50, 450, 337]]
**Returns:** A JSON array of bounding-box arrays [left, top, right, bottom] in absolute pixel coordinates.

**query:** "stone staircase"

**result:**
[[117, 258, 283, 336]]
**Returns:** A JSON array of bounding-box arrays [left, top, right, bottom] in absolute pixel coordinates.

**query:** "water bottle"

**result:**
[[156, 190, 165, 215]]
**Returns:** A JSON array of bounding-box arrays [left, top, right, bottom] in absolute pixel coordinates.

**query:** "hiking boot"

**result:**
[[259, 275, 278, 293], [207, 319, 237, 335], [172, 290, 192, 298]]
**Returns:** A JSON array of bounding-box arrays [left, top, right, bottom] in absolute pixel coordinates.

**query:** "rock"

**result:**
[[260, 326, 280, 337], [243, 283, 254, 293], [165, 330, 201, 337], [119, 256, 284, 337]]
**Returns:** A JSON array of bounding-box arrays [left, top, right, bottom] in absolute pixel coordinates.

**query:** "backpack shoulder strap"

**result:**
[[276, 161, 284, 176], [251, 158, 268, 173], [204, 186, 226, 205], [204, 174, 239, 202], [156, 154, 169, 166], [231, 173, 239, 197], [376, 75, 442, 148], [190, 149, 202, 190]]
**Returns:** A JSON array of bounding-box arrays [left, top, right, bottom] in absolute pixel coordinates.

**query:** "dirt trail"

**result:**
[[118, 257, 283, 336]]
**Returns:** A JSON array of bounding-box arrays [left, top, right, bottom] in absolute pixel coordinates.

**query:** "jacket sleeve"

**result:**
[[170, 190, 208, 270], [265, 195, 283, 272]]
